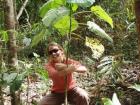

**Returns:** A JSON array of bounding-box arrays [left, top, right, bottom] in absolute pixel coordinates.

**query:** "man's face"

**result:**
[[48, 45, 63, 62]]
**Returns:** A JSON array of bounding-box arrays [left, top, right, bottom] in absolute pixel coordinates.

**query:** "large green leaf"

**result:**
[[10, 71, 28, 92], [97, 56, 113, 75], [39, 0, 66, 18], [102, 98, 113, 105], [112, 93, 121, 105], [3, 73, 17, 84], [87, 21, 113, 43], [0, 30, 8, 42], [91, 5, 113, 28], [36, 68, 48, 80], [71, 3, 78, 12], [97, 56, 113, 69], [100, 56, 113, 62], [97, 56, 113, 73], [31, 29, 51, 47], [53, 15, 78, 35], [67, 0, 95, 7], [85, 37, 104, 59], [129, 84, 140, 92], [97, 55, 122, 80], [98, 65, 112, 75], [102, 93, 121, 105], [42, 7, 69, 27]]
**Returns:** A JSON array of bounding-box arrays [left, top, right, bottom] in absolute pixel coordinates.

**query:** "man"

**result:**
[[39, 42, 90, 105]]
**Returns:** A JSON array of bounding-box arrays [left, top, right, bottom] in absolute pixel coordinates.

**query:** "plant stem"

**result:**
[[78, 23, 87, 26], [0, 86, 4, 105], [26, 76, 30, 105], [73, 11, 92, 16]]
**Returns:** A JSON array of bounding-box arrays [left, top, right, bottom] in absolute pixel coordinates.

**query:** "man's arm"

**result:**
[[55, 63, 87, 76]]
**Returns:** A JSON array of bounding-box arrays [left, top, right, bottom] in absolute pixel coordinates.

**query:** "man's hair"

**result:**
[[47, 42, 64, 55]]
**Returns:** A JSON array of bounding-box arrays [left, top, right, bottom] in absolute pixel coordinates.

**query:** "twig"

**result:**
[[71, 32, 85, 40], [64, 3, 73, 105], [17, 0, 29, 20], [24, 8, 31, 27], [78, 23, 87, 26], [73, 11, 92, 16], [0, 86, 4, 105], [26, 76, 30, 105]]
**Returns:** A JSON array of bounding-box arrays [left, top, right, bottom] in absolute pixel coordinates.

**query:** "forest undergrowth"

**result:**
[[3, 60, 140, 105]]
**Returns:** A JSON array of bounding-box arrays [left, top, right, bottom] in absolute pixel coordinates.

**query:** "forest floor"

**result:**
[[3, 61, 140, 105]]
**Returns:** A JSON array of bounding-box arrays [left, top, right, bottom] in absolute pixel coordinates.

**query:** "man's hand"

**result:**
[[55, 63, 67, 71], [55, 63, 76, 76], [55, 63, 86, 76], [66, 64, 76, 72]]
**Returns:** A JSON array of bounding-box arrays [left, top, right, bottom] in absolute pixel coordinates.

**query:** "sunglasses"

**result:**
[[48, 49, 59, 55]]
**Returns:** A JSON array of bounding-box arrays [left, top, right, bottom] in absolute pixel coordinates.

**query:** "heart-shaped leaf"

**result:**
[[42, 7, 69, 27], [39, 0, 66, 18], [54, 15, 78, 35], [91, 5, 113, 28]]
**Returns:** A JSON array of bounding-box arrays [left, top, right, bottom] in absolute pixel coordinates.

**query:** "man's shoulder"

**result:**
[[68, 58, 80, 64]]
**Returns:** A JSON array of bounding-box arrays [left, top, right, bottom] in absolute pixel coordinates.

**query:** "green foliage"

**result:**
[[0, 30, 8, 43], [18, 53, 49, 81], [31, 29, 51, 47], [53, 15, 78, 35], [98, 0, 137, 60], [111, 93, 121, 105], [85, 37, 104, 59], [71, 3, 78, 12], [42, 7, 69, 27], [102, 93, 121, 105], [102, 98, 113, 105], [0, 53, 48, 93], [0, 0, 138, 104], [17, 22, 50, 49], [2, 73, 17, 84], [10, 72, 26, 92], [0, 71, 26, 91], [36, 68, 49, 81], [125, 0, 135, 21], [32, 52, 48, 80], [87, 21, 113, 43], [0, 7, 4, 29], [97, 56, 122, 82], [67, 0, 95, 7], [39, 0, 113, 41], [91, 5, 113, 28], [39, 0, 66, 18], [129, 84, 140, 92]]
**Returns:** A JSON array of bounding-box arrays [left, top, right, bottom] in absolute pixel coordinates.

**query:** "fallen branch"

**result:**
[[17, 0, 29, 20]]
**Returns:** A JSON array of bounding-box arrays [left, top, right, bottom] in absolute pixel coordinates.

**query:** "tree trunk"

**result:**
[[3, 0, 19, 105], [0, 3, 4, 105], [135, 0, 140, 60], [0, 39, 4, 105], [0, 87, 4, 105], [0, 38, 2, 71], [4, 0, 17, 67]]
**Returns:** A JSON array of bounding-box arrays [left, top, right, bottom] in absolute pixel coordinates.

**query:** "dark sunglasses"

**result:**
[[48, 49, 59, 55]]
